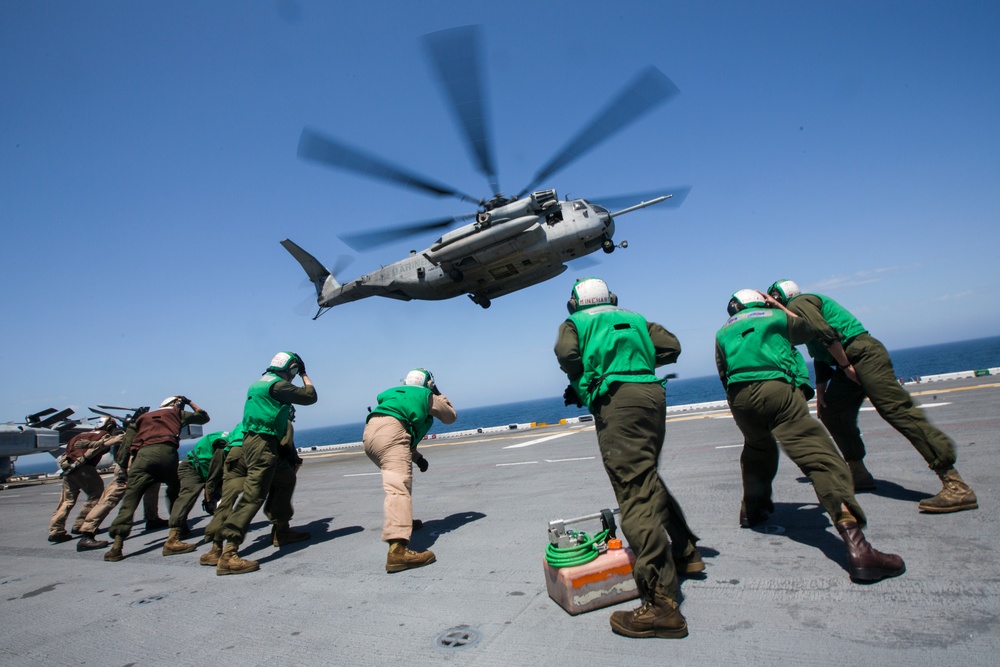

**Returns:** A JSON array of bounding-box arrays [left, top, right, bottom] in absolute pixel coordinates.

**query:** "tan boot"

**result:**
[[609, 591, 688, 639], [847, 459, 877, 491], [162, 528, 198, 556], [103, 536, 125, 562], [200, 541, 224, 566], [919, 467, 978, 513], [271, 521, 310, 547], [386, 539, 436, 573], [216, 542, 259, 576]]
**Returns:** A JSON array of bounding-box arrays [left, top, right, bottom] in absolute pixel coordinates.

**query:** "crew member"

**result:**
[[265, 415, 311, 547], [76, 408, 167, 551], [199, 423, 246, 567], [364, 368, 456, 573], [48, 417, 117, 544], [199, 418, 309, 567], [103, 396, 210, 562], [161, 430, 229, 556], [554, 277, 698, 640], [768, 279, 977, 512], [216, 352, 316, 575], [716, 289, 905, 582]]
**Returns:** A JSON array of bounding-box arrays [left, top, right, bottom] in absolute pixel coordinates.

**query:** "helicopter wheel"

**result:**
[[468, 294, 491, 309], [449, 268, 464, 282], [601, 238, 615, 254]]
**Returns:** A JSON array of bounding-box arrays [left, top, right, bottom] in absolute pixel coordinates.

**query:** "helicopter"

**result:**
[[284, 25, 689, 316], [0, 407, 103, 482]]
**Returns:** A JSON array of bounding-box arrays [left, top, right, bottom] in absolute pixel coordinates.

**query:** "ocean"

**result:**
[[292, 334, 1000, 449], [10, 335, 998, 475]]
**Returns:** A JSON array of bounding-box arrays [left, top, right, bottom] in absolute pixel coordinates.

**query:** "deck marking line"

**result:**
[[503, 432, 574, 449]]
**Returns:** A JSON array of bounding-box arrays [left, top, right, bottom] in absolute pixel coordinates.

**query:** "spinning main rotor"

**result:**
[[297, 25, 681, 251]]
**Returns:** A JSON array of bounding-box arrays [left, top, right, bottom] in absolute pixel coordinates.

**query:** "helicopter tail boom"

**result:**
[[281, 239, 341, 300]]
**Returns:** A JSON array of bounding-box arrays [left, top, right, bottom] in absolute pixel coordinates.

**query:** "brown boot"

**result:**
[[386, 539, 436, 573], [271, 521, 310, 547], [918, 467, 978, 513], [216, 542, 259, 576], [199, 541, 224, 566], [77, 532, 109, 552], [738, 503, 770, 528], [162, 528, 198, 556], [103, 536, 125, 562], [835, 519, 905, 583], [610, 591, 688, 639], [144, 517, 168, 531], [847, 459, 877, 491], [673, 546, 705, 576]]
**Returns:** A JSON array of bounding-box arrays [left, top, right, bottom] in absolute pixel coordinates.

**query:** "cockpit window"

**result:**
[[572, 201, 587, 211]]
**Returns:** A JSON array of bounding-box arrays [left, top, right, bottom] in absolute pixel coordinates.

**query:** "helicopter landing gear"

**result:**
[[602, 238, 628, 254], [469, 294, 491, 309], [449, 268, 464, 282]]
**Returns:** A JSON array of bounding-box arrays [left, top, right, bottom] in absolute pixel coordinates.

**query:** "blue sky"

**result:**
[[3, 1, 998, 432]]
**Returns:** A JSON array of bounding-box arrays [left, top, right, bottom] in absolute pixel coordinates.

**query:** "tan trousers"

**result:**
[[363, 416, 414, 543], [49, 466, 104, 537]]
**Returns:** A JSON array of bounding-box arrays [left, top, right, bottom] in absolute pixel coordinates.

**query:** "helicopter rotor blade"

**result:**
[[339, 214, 476, 252], [423, 25, 499, 195], [518, 66, 679, 198], [298, 127, 481, 204], [591, 186, 691, 212], [327, 254, 354, 279], [96, 405, 140, 411]]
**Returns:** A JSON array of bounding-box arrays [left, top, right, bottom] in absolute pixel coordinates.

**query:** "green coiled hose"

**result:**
[[545, 529, 611, 568]]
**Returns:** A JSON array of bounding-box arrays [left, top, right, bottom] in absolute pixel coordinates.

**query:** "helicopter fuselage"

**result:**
[[310, 190, 617, 310]]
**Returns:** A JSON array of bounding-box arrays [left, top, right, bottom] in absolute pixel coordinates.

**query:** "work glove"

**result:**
[[296, 356, 307, 377], [176, 396, 190, 407], [563, 385, 583, 408], [202, 498, 217, 515], [414, 452, 429, 473]]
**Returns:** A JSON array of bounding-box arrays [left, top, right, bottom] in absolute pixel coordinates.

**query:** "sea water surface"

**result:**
[[10, 335, 999, 475], [293, 335, 1000, 449]]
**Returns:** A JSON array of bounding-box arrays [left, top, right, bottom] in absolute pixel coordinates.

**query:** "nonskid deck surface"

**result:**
[[2, 376, 998, 666]]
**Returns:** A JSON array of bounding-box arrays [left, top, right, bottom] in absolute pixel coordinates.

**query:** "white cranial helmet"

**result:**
[[727, 289, 767, 316], [569, 278, 617, 313], [402, 368, 435, 389], [160, 396, 182, 408], [767, 279, 801, 305], [267, 351, 301, 374]]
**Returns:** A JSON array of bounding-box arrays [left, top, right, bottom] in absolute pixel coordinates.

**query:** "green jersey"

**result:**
[[568, 305, 661, 409], [787, 293, 867, 365], [716, 308, 799, 388], [368, 385, 434, 448], [186, 430, 228, 481], [242, 373, 291, 437]]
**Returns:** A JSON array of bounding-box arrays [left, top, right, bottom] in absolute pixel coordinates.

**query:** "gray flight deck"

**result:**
[[2, 375, 998, 665]]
